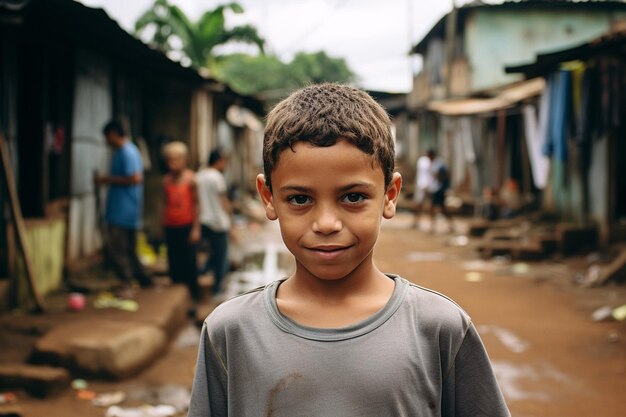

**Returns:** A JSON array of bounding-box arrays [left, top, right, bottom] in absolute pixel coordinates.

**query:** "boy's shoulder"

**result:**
[[202, 282, 274, 333], [399, 277, 472, 333]]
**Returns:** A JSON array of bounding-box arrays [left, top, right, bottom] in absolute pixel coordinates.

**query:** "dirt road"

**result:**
[[376, 214, 626, 417], [5, 214, 626, 417]]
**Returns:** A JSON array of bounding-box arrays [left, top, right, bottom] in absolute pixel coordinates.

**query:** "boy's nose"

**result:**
[[312, 206, 342, 234]]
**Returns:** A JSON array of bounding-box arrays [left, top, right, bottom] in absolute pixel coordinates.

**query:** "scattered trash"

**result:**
[[67, 293, 86, 312], [105, 405, 177, 417], [511, 263, 531, 275], [582, 265, 603, 286], [93, 391, 126, 407], [94, 293, 139, 312], [153, 385, 191, 412], [445, 235, 469, 247], [493, 255, 511, 262], [612, 304, 626, 321], [406, 252, 446, 262], [76, 390, 97, 400], [71, 379, 88, 390], [582, 249, 626, 287], [591, 306, 614, 322], [0, 392, 17, 405], [127, 385, 191, 413], [464, 272, 484, 282], [174, 325, 201, 348], [462, 260, 497, 272]]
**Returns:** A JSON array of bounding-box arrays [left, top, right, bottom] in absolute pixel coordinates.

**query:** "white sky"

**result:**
[[79, 0, 458, 92]]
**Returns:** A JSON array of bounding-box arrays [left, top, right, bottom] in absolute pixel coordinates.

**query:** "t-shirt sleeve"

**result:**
[[188, 322, 228, 417], [441, 324, 511, 417], [121, 145, 142, 176]]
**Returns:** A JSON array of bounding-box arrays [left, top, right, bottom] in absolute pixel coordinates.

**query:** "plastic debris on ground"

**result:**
[[105, 405, 177, 417], [591, 306, 614, 322], [511, 263, 531, 275], [94, 293, 139, 312], [0, 392, 17, 405], [174, 325, 201, 348], [71, 379, 88, 390], [464, 272, 484, 282], [126, 385, 191, 413], [76, 390, 97, 400], [406, 252, 446, 262], [612, 304, 626, 321], [445, 235, 469, 247], [93, 391, 127, 407]]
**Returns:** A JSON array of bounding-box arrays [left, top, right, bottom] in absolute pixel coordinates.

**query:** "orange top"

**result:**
[[163, 169, 195, 227]]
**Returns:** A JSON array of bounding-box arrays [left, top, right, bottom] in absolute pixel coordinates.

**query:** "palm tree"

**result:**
[[135, 0, 265, 70]]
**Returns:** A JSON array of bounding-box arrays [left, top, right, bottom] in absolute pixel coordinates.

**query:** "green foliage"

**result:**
[[215, 51, 356, 96], [135, 1, 355, 96], [135, 0, 264, 69]]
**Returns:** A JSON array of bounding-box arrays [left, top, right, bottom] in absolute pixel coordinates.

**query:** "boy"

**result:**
[[188, 84, 510, 417], [161, 141, 201, 300]]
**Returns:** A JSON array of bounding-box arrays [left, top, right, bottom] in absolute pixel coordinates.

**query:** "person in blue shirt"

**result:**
[[95, 120, 153, 288]]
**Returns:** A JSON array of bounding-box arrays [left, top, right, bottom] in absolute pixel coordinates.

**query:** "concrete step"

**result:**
[[29, 285, 190, 379], [33, 319, 167, 379], [0, 364, 70, 397]]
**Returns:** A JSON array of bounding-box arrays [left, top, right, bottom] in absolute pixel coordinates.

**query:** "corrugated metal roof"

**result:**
[[410, 0, 626, 55], [427, 77, 545, 115], [506, 29, 626, 75]]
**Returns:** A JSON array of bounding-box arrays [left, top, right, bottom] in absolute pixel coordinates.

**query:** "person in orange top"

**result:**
[[161, 141, 201, 300]]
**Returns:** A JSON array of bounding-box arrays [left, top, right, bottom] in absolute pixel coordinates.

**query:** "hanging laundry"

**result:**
[[523, 102, 550, 190], [543, 70, 572, 162]]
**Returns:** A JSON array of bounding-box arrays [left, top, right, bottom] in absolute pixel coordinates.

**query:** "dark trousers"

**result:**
[[106, 225, 152, 287], [165, 225, 200, 300], [200, 225, 229, 294]]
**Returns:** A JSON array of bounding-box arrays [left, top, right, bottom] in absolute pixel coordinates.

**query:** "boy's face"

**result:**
[[257, 140, 402, 282]]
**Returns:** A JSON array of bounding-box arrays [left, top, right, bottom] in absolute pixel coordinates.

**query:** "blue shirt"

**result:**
[[105, 141, 143, 230]]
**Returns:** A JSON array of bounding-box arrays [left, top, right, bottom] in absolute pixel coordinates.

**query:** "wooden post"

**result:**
[[0, 131, 45, 312]]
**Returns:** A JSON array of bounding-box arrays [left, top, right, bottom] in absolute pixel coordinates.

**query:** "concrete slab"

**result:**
[[33, 319, 166, 379], [128, 285, 189, 337], [0, 364, 70, 397]]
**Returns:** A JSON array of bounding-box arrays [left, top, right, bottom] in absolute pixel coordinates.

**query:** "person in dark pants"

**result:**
[[196, 149, 231, 295], [95, 119, 153, 288], [161, 141, 201, 300]]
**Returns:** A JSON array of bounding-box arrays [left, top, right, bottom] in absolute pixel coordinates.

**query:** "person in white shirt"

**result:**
[[196, 148, 231, 295], [412, 149, 434, 228]]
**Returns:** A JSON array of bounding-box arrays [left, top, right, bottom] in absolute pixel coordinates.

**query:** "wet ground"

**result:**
[[3, 213, 626, 416]]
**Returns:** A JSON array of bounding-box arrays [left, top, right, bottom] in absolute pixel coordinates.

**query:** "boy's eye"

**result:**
[[287, 195, 312, 206], [342, 193, 366, 204]]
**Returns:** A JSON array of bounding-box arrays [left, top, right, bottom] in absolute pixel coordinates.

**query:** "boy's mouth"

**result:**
[[307, 245, 351, 260]]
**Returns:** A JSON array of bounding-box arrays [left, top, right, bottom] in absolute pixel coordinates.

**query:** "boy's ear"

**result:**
[[383, 172, 402, 219], [256, 174, 278, 221]]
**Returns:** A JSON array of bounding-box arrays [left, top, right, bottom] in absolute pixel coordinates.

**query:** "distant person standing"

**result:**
[[196, 148, 231, 295], [428, 150, 453, 232], [412, 149, 434, 228], [161, 142, 201, 300], [95, 120, 152, 288]]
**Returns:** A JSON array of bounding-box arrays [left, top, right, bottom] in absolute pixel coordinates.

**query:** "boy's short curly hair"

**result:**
[[263, 83, 395, 190]]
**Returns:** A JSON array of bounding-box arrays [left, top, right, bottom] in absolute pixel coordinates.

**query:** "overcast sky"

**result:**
[[79, 0, 458, 92]]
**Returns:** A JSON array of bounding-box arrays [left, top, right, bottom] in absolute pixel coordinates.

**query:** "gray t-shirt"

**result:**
[[188, 275, 510, 417]]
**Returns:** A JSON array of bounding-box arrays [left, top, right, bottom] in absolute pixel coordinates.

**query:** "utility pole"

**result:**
[[444, 0, 458, 98]]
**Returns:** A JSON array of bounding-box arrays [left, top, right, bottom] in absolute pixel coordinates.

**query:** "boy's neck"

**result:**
[[276, 259, 395, 328]]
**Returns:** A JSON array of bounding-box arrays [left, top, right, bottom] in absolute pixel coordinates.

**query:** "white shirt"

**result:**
[[196, 168, 230, 231]]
